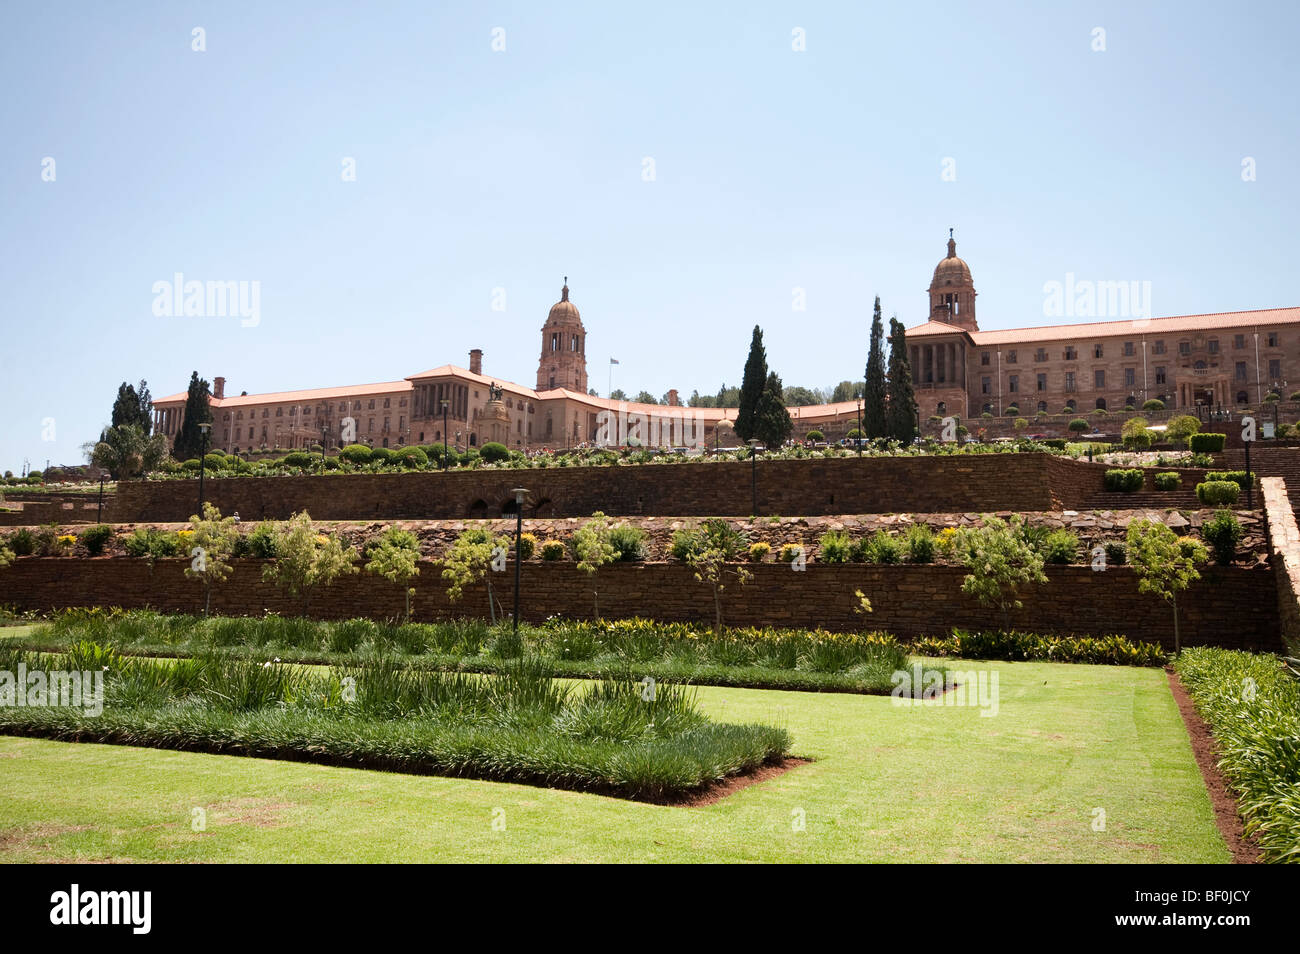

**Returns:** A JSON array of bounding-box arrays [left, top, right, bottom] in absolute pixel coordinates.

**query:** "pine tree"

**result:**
[[173, 371, 213, 461], [754, 372, 793, 449], [885, 318, 918, 441], [863, 296, 888, 438], [735, 326, 768, 441], [135, 380, 153, 435]]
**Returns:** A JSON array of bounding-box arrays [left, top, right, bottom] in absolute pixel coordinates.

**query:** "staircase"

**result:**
[[1218, 446, 1300, 513]]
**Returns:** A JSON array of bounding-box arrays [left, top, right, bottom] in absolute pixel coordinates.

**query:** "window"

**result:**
[[1064, 372, 1076, 392], [1036, 373, 1047, 392], [1094, 343, 1104, 359], [981, 352, 991, 366], [1094, 370, 1105, 389], [1008, 375, 1019, 394], [1153, 340, 1166, 355], [1126, 395, 1136, 408], [1237, 391, 1248, 404], [1124, 368, 1136, 387], [1037, 401, 1048, 413], [1270, 359, 1281, 380], [1095, 397, 1107, 410], [383, 398, 390, 409], [1236, 362, 1247, 382], [982, 403, 993, 415], [1064, 347, 1077, 361], [1155, 367, 1167, 385], [1006, 350, 1017, 364], [1268, 332, 1280, 347], [981, 376, 991, 395], [1035, 348, 1048, 362], [248, 427, 253, 439], [1065, 399, 1076, 412], [276, 407, 282, 417], [1124, 341, 1134, 357], [368, 400, 375, 410], [1179, 341, 1191, 355], [1234, 334, 1245, 350], [1208, 338, 1219, 354]]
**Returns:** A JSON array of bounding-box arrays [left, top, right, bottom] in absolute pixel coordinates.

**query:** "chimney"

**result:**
[[213, 376, 226, 399], [666, 389, 681, 407], [469, 349, 483, 375]]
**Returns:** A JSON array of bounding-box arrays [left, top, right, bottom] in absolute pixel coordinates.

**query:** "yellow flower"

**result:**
[[315, 534, 330, 545]]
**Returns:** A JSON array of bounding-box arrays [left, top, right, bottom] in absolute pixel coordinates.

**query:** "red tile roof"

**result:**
[[966, 306, 1300, 346]]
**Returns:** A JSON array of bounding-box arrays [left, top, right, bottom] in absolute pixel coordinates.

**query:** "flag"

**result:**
[[610, 358, 620, 365]]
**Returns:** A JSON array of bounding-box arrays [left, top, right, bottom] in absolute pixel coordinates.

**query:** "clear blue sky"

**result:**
[[2, 0, 1297, 472]]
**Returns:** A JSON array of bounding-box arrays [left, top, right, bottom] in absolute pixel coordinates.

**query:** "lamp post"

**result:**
[[441, 399, 450, 469], [856, 398, 863, 456], [197, 422, 212, 514], [320, 421, 328, 467], [747, 438, 760, 517], [511, 488, 528, 635], [96, 474, 105, 524]]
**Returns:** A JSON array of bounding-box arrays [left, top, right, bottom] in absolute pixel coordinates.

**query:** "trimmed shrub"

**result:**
[[1153, 472, 1181, 491], [817, 530, 852, 564], [903, 523, 936, 564], [7, 528, 36, 556], [1196, 481, 1240, 507], [516, 532, 538, 561], [1067, 418, 1089, 433], [370, 447, 393, 464], [1041, 438, 1067, 451], [1041, 528, 1080, 565], [1202, 510, 1243, 565], [857, 530, 902, 564], [1165, 415, 1202, 446], [479, 442, 510, 463], [1103, 468, 1145, 492], [777, 542, 803, 564], [1142, 399, 1165, 411], [392, 446, 429, 468], [804, 430, 824, 442], [1190, 434, 1227, 457], [282, 451, 313, 468], [539, 540, 565, 561], [608, 525, 648, 562], [339, 444, 373, 465], [1204, 470, 1252, 491], [748, 542, 771, 562], [78, 524, 114, 556], [1104, 541, 1127, 566]]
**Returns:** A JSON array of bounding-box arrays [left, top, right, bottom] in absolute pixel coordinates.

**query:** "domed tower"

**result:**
[[536, 279, 588, 392], [928, 229, 978, 332]]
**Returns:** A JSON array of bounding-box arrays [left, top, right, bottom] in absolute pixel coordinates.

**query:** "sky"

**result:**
[[1, 0, 1297, 472]]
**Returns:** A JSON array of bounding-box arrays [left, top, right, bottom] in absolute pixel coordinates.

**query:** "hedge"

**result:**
[[1103, 468, 1145, 492], [1188, 432, 1226, 453], [1196, 481, 1240, 507]]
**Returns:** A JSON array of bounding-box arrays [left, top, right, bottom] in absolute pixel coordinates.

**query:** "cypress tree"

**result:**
[[735, 326, 768, 441], [754, 372, 793, 450], [173, 371, 213, 461], [863, 296, 888, 438], [885, 318, 918, 441]]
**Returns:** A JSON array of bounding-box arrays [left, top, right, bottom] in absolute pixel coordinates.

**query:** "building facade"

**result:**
[[151, 243, 1300, 456]]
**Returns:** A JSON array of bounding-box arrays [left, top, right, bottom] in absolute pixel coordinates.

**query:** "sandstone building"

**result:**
[[152, 240, 1300, 454]]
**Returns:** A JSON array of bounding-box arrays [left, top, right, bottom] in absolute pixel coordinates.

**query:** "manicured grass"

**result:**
[[0, 659, 1228, 862], [19, 612, 944, 695]]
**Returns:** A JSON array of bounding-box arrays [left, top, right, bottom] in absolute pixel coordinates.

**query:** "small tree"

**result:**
[[953, 516, 1047, 630], [1165, 414, 1202, 447], [442, 526, 511, 621], [1126, 519, 1207, 654], [1067, 418, 1089, 434], [573, 512, 617, 619], [1121, 416, 1151, 448], [182, 502, 239, 615], [735, 326, 768, 442], [365, 527, 421, 620], [262, 511, 359, 614], [754, 371, 794, 449], [675, 519, 751, 635], [87, 424, 170, 479]]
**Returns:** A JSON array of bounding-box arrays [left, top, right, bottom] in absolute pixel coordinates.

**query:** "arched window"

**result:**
[[469, 434, 477, 446], [1095, 397, 1107, 410], [1126, 394, 1136, 408], [936, 401, 946, 414], [1037, 401, 1048, 413], [1065, 399, 1076, 412], [982, 403, 993, 415], [1236, 391, 1248, 405]]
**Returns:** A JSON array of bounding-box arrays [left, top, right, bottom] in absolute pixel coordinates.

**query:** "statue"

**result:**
[[488, 382, 504, 402]]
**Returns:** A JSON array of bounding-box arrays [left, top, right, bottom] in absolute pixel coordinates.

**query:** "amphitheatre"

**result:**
[[3, 239, 1299, 867]]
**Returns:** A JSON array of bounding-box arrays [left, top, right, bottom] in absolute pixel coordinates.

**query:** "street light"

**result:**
[[441, 399, 450, 469], [511, 488, 528, 636], [197, 422, 212, 514], [856, 397, 863, 456], [747, 438, 761, 517]]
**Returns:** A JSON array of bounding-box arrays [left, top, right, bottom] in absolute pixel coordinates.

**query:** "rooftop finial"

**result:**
[[562, 276, 569, 302], [947, 229, 956, 258]]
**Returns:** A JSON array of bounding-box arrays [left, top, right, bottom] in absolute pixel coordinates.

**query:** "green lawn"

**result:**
[[0, 658, 1228, 863]]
